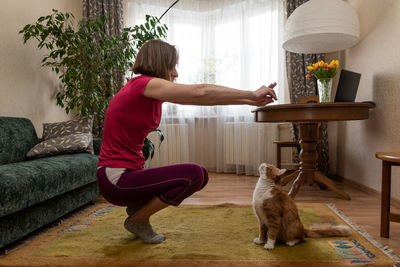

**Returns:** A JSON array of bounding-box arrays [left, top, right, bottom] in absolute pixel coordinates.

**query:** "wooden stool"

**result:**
[[375, 152, 400, 238], [273, 140, 300, 169]]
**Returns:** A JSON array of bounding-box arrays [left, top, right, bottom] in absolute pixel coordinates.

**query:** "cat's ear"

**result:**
[[274, 168, 287, 184], [276, 168, 287, 177]]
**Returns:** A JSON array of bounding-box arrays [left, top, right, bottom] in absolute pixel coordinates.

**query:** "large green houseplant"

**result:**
[[20, 10, 168, 160]]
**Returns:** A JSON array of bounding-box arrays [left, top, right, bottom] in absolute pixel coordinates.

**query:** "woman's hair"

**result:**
[[131, 39, 179, 81]]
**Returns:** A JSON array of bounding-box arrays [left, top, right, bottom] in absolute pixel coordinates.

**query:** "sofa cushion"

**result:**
[[0, 117, 38, 165], [42, 116, 94, 154], [0, 153, 98, 217], [26, 133, 93, 159]]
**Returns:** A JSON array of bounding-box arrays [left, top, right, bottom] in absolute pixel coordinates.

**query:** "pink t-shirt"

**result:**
[[98, 75, 163, 170]]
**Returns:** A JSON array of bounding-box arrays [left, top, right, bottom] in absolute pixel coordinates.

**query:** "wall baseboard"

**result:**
[[335, 175, 400, 208]]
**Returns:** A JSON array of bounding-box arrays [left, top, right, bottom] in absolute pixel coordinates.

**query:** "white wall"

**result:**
[[0, 0, 82, 137], [336, 0, 400, 199]]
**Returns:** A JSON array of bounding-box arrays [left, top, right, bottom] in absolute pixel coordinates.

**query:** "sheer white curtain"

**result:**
[[126, 0, 283, 175]]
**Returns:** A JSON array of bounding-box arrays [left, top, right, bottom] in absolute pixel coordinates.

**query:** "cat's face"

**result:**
[[259, 163, 287, 183]]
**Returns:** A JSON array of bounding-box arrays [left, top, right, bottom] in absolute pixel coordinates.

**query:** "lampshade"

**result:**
[[282, 0, 360, 54]]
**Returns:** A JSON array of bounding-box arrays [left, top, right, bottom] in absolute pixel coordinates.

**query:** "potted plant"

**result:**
[[20, 10, 168, 160]]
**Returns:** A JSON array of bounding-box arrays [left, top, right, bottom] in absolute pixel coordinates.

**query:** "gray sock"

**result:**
[[124, 218, 165, 244]]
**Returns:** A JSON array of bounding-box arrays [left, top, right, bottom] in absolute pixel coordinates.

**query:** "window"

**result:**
[[127, 0, 284, 117]]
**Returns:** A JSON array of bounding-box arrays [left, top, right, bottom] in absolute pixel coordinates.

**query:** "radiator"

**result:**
[[147, 121, 277, 169], [224, 122, 277, 165], [224, 122, 244, 165]]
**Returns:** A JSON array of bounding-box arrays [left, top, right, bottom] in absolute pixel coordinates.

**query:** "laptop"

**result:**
[[334, 69, 361, 102]]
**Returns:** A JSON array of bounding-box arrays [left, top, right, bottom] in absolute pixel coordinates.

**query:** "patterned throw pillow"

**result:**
[[42, 116, 94, 154], [26, 133, 93, 159]]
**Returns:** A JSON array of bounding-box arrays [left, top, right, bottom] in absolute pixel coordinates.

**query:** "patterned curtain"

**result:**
[[286, 0, 330, 175], [83, 0, 123, 35], [83, 0, 124, 89]]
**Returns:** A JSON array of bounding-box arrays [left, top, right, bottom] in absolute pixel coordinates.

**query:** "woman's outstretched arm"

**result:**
[[143, 78, 277, 106]]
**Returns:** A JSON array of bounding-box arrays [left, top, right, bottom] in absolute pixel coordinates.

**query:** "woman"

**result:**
[[97, 39, 277, 244]]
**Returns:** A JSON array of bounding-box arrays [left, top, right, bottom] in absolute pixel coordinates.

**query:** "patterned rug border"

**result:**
[[327, 203, 400, 265], [2, 202, 399, 267]]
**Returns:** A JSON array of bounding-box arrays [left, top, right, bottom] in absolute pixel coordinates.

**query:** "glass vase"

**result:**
[[317, 78, 333, 103]]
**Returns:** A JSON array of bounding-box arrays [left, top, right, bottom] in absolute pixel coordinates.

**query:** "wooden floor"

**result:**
[[183, 172, 400, 257]]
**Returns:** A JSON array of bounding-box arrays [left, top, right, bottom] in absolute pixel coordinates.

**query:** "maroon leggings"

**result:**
[[96, 163, 209, 207]]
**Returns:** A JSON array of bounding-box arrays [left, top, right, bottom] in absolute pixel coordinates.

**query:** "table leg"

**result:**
[[279, 170, 300, 186], [285, 123, 351, 200], [288, 124, 318, 199], [288, 171, 311, 198], [314, 171, 351, 200], [301, 140, 318, 186], [298, 123, 319, 183]]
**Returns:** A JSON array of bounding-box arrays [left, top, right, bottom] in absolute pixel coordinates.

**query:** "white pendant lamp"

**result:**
[[282, 0, 360, 54]]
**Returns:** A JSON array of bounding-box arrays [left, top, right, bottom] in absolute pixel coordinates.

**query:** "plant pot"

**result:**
[[93, 137, 102, 155], [317, 78, 333, 103]]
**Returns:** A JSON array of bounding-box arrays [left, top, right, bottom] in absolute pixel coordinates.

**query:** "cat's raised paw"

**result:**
[[253, 237, 265, 245]]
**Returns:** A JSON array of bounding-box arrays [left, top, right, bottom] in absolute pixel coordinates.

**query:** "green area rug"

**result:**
[[0, 203, 398, 266]]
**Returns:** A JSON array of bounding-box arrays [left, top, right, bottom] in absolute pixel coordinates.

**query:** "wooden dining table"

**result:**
[[252, 102, 375, 200]]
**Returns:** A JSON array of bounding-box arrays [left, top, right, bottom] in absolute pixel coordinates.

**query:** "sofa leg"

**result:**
[[88, 200, 95, 205]]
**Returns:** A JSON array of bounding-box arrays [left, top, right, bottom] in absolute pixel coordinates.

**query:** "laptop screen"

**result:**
[[334, 69, 361, 102]]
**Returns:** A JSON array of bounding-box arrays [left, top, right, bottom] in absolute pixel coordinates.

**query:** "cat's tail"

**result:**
[[304, 225, 352, 238]]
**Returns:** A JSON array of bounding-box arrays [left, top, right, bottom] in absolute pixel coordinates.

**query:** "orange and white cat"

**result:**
[[252, 163, 352, 250]]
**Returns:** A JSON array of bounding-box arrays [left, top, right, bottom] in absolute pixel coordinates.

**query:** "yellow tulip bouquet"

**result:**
[[306, 60, 339, 79], [306, 60, 339, 102]]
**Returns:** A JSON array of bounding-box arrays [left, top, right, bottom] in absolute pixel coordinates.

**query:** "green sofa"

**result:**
[[0, 117, 99, 249]]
